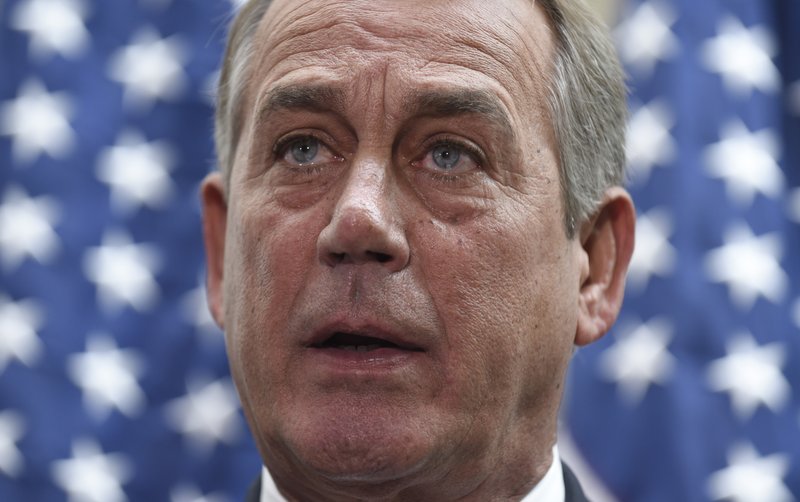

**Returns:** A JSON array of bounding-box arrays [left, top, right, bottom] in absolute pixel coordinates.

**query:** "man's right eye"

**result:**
[[277, 136, 339, 167], [289, 137, 319, 164]]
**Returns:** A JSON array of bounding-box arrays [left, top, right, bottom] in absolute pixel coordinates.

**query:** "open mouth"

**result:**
[[311, 332, 423, 353]]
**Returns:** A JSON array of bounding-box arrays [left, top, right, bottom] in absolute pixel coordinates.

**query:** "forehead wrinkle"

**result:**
[[255, 1, 415, 71]]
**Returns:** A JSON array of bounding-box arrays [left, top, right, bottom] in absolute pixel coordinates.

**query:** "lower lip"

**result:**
[[305, 346, 422, 371]]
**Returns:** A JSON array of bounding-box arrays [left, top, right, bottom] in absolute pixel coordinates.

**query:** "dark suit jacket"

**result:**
[[246, 462, 590, 501]]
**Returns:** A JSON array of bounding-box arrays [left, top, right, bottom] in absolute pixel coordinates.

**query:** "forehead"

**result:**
[[244, 0, 556, 120]]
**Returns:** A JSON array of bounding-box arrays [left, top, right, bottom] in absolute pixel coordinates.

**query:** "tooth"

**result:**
[[356, 345, 368, 352], [366, 344, 380, 351], [342, 345, 357, 351]]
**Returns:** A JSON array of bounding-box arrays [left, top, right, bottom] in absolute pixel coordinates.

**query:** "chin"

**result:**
[[279, 400, 437, 485]]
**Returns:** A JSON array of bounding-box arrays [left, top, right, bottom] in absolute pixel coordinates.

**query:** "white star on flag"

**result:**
[[599, 317, 676, 405], [701, 16, 780, 96], [108, 27, 188, 110], [82, 230, 161, 313], [9, 0, 90, 60], [170, 484, 228, 502], [707, 442, 792, 502], [0, 186, 61, 271], [0, 411, 26, 477], [96, 130, 176, 214], [0, 295, 44, 373], [165, 377, 242, 453], [706, 333, 789, 420], [615, 0, 679, 75], [627, 207, 676, 291], [626, 100, 675, 183], [0, 79, 76, 164], [704, 223, 787, 310], [67, 334, 147, 420], [704, 120, 783, 206], [51, 438, 132, 502]]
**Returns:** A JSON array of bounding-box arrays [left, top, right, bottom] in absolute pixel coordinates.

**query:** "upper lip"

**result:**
[[305, 319, 426, 352]]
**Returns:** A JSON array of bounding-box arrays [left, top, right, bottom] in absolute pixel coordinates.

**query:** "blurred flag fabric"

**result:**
[[0, 0, 262, 500], [564, 0, 800, 501], [1, 0, 799, 502]]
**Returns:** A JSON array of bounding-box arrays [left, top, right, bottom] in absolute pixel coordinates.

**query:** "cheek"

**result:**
[[416, 211, 578, 412], [223, 196, 322, 383]]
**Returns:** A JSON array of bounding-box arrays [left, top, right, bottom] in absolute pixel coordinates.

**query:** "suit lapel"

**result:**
[[562, 461, 590, 502], [245, 474, 261, 502]]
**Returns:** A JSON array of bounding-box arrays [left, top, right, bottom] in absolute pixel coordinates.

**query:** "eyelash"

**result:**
[[272, 134, 318, 158]]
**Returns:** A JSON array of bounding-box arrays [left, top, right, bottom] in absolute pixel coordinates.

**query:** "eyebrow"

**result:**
[[405, 88, 516, 138], [257, 84, 515, 138], [258, 84, 347, 118]]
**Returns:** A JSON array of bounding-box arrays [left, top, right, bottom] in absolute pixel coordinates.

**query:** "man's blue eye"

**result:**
[[432, 144, 461, 170], [290, 138, 319, 164]]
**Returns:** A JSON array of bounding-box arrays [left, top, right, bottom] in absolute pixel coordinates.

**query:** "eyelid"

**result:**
[[273, 130, 336, 155], [431, 135, 483, 161]]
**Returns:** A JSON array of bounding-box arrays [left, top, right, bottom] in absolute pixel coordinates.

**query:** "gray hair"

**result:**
[[214, 0, 627, 237]]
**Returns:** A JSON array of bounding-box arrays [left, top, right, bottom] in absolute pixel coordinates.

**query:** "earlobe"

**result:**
[[200, 172, 228, 330], [574, 187, 635, 346]]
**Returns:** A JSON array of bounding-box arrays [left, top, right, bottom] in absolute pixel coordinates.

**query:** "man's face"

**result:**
[[205, 0, 595, 497]]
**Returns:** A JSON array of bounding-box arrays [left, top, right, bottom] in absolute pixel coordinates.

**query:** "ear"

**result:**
[[574, 187, 636, 346], [200, 172, 228, 330]]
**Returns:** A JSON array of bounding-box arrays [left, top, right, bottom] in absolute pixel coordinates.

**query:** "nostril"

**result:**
[[328, 252, 346, 265], [368, 251, 392, 263], [326, 250, 392, 265]]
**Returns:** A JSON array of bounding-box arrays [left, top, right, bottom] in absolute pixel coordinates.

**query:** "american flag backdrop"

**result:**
[[0, 0, 262, 500], [0, 0, 798, 501], [564, 0, 800, 501]]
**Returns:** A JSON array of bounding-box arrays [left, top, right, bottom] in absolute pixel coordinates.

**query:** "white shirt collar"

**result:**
[[521, 445, 565, 502], [260, 445, 564, 502]]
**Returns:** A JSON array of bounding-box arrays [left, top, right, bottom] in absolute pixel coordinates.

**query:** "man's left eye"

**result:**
[[419, 142, 479, 174]]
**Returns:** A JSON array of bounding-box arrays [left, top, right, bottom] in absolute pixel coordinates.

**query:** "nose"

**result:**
[[317, 159, 410, 273]]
